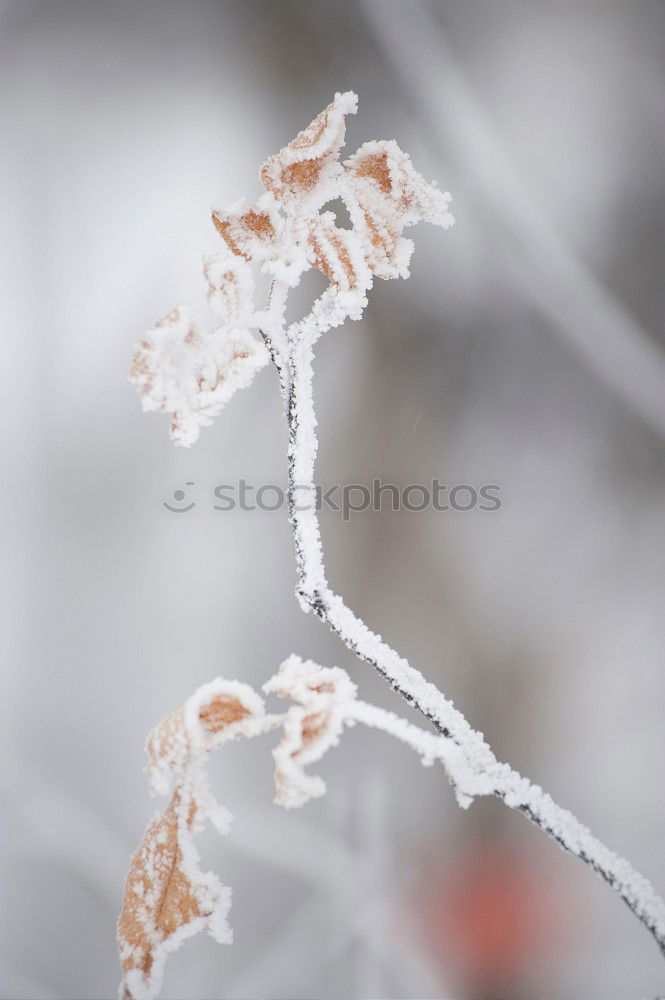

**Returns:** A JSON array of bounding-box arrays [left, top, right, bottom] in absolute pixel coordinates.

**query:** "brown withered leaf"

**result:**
[[306, 213, 370, 294], [117, 791, 218, 999], [260, 91, 357, 209], [211, 195, 279, 261], [203, 253, 254, 325], [345, 139, 453, 279], [199, 691, 251, 735], [263, 656, 357, 809], [128, 304, 268, 449], [145, 707, 187, 796], [118, 679, 265, 998]]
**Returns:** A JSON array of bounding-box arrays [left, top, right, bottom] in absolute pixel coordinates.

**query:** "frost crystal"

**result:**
[[263, 655, 357, 808], [260, 90, 358, 212], [203, 252, 254, 326], [344, 139, 454, 279], [118, 680, 265, 1000], [211, 192, 282, 264], [129, 306, 268, 446], [130, 90, 452, 444], [124, 89, 665, 994]]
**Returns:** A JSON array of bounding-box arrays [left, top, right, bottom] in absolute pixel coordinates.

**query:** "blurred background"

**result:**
[[2, 2, 665, 997]]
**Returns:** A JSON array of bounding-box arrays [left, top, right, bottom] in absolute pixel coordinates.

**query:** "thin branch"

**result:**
[[278, 326, 665, 955], [129, 86, 665, 980]]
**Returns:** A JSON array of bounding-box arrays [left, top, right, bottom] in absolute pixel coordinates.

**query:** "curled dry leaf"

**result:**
[[260, 90, 358, 211], [118, 680, 265, 1000], [263, 655, 357, 808], [117, 786, 231, 1000], [128, 305, 268, 447], [203, 252, 254, 326], [306, 212, 371, 294], [344, 138, 454, 279], [211, 192, 281, 262], [132, 91, 454, 445]]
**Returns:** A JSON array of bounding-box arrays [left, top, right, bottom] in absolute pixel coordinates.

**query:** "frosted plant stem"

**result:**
[[259, 279, 290, 400], [129, 88, 665, 987], [273, 326, 665, 956]]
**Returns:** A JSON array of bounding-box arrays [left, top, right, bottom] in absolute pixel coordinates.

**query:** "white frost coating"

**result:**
[[263, 655, 357, 808], [343, 138, 454, 279], [120, 775, 234, 1000], [211, 192, 282, 263], [127, 89, 665, 980], [260, 96, 664, 956], [345, 139, 454, 224], [132, 92, 445, 445], [346, 698, 665, 933], [184, 677, 267, 753], [262, 226, 311, 288], [282, 293, 665, 951], [129, 306, 268, 446], [118, 679, 268, 999], [260, 90, 358, 213], [203, 252, 255, 326], [125, 655, 665, 1000]]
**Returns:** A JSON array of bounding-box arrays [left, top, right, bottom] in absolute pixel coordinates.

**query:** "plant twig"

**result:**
[[270, 318, 665, 955], [128, 90, 665, 982]]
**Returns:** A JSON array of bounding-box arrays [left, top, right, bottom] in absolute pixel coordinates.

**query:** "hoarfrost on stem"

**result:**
[[123, 91, 665, 995]]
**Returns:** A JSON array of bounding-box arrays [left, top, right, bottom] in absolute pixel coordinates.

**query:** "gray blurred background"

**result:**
[[2, 2, 665, 997]]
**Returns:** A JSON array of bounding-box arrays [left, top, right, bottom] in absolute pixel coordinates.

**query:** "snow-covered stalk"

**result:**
[[117, 651, 665, 998], [124, 91, 665, 995], [274, 307, 665, 955]]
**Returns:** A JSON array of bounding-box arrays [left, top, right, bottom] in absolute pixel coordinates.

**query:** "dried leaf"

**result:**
[[306, 212, 371, 293], [128, 306, 268, 447], [118, 680, 265, 999], [118, 789, 230, 1000], [211, 193, 280, 261], [184, 678, 266, 750], [260, 91, 357, 210], [203, 252, 254, 325], [345, 139, 454, 279], [263, 655, 356, 808], [146, 706, 188, 797]]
